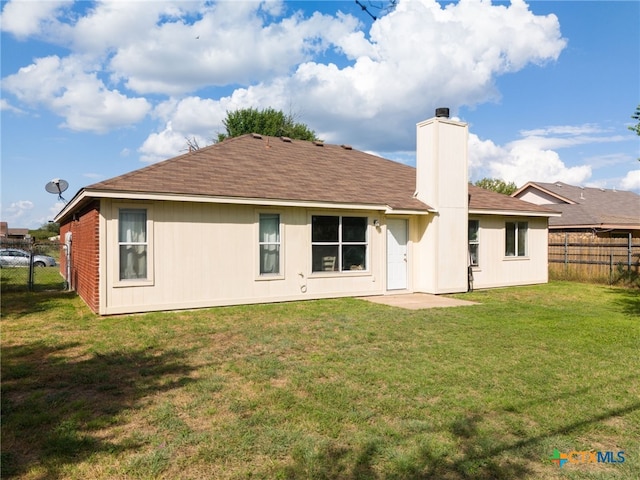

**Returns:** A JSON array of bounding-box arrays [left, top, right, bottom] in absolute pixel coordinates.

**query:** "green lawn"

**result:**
[[1, 282, 638, 479]]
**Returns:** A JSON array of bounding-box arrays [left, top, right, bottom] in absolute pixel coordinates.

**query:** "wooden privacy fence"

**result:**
[[548, 231, 640, 284]]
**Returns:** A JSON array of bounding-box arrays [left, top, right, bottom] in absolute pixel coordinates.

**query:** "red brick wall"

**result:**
[[59, 201, 100, 313]]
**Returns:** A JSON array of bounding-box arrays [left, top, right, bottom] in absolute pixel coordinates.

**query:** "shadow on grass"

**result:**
[[606, 286, 640, 317], [280, 401, 640, 479], [1, 340, 195, 478], [0, 290, 81, 319]]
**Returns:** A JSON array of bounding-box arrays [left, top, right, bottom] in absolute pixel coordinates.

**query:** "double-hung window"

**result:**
[[259, 213, 281, 275], [468, 220, 479, 267], [119, 209, 148, 280], [505, 221, 528, 257], [312, 215, 367, 272]]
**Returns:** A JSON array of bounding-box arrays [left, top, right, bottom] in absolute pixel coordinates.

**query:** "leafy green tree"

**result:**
[[629, 105, 640, 161], [29, 222, 60, 241], [473, 178, 518, 195], [216, 107, 318, 142], [629, 104, 640, 137]]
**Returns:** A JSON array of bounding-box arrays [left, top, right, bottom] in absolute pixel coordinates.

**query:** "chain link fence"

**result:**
[[0, 240, 67, 292]]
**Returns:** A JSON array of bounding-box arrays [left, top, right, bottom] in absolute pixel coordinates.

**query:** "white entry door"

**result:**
[[387, 219, 408, 290]]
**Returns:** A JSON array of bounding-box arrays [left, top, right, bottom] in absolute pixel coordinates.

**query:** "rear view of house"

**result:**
[[56, 111, 558, 315]]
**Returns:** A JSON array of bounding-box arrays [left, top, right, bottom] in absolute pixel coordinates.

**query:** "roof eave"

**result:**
[[385, 206, 434, 215], [469, 208, 561, 217], [549, 223, 640, 230], [54, 189, 90, 223], [55, 189, 431, 216]]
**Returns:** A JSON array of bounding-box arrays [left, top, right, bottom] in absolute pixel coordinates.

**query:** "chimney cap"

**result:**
[[435, 107, 450, 118]]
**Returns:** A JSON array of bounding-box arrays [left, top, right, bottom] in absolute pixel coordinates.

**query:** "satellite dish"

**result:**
[[45, 178, 69, 202]]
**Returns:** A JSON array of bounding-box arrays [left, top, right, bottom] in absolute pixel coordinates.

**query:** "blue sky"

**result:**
[[1, 0, 639, 229]]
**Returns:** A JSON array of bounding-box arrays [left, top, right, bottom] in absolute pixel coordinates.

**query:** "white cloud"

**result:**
[[2, 200, 34, 223], [2, 55, 151, 133], [107, 3, 361, 95], [2, 0, 567, 151], [465, 120, 640, 187], [508, 129, 627, 151], [137, 0, 565, 153], [0, 98, 25, 114], [0, 0, 70, 39], [620, 169, 640, 191], [48, 201, 66, 222], [138, 122, 190, 163], [519, 124, 605, 137], [468, 132, 592, 187]]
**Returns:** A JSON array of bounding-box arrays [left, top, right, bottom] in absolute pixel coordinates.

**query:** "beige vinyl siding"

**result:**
[[516, 188, 565, 205], [100, 199, 385, 314], [470, 216, 549, 289]]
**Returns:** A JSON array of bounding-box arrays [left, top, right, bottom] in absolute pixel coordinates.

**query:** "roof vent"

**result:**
[[435, 107, 449, 118], [280, 136, 292, 143], [341, 144, 352, 150], [313, 140, 324, 147], [251, 133, 262, 139]]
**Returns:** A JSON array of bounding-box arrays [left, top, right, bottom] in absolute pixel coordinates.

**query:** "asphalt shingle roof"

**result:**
[[517, 182, 640, 227], [84, 134, 555, 215], [88, 134, 430, 211], [468, 184, 556, 214]]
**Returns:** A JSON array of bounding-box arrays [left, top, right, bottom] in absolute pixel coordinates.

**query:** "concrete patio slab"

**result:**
[[360, 293, 478, 310]]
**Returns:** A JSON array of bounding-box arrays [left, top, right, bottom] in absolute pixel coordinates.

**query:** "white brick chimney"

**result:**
[[414, 109, 469, 293]]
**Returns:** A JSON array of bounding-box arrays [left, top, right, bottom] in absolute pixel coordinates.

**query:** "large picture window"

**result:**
[[505, 221, 528, 257], [259, 213, 280, 275], [119, 209, 148, 280], [312, 215, 367, 272], [468, 220, 479, 267]]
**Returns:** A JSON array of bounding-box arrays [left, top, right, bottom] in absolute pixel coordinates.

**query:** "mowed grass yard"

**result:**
[[1, 282, 638, 479]]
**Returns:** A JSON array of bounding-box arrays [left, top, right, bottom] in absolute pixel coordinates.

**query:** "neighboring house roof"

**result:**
[[0, 223, 29, 238], [468, 185, 558, 216], [56, 134, 556, 221], [513, 181, 640, 229]]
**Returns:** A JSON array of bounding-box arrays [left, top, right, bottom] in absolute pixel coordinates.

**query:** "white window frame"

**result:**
[[505, 221, 528, 258], [468, 219, 479, 267], [257, 212, 283, 279], [311, 215, 369, 273], [114, 203, 154, 287]]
